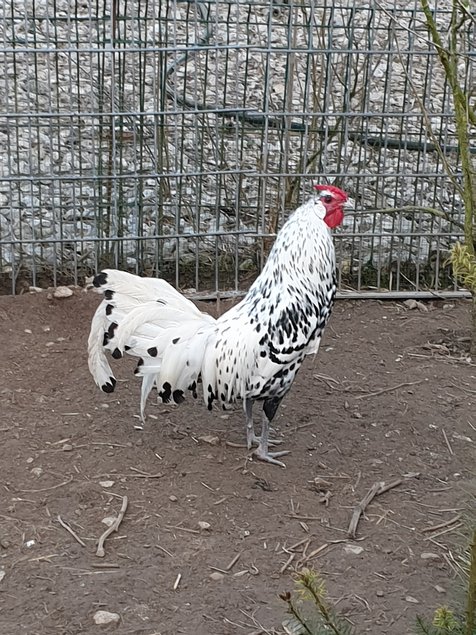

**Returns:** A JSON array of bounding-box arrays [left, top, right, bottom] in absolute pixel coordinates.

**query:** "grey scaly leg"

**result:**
[[253, 397, 290, 467], [244, 398, 284, 450], [245, 399, 255, 450]]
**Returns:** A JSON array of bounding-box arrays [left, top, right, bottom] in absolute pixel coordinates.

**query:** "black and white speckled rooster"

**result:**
[[88, 185, 349, 466]]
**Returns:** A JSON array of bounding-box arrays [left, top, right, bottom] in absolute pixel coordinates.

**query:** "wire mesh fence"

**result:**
[[0, 0, 472, 297]]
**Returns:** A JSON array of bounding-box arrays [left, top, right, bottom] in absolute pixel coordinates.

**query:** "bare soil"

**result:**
[[0, 291, 475, 635]]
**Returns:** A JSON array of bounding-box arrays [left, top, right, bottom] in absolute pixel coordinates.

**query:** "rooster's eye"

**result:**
[[322, 195, 333, 204]]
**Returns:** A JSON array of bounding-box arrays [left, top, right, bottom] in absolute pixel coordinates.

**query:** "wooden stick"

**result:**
[[378, 478, 403, 495], [287, 537, 309, 552], [348, 479, 404, 538], [96, 495, 128, 557], [166, 525, 200, 534], [441, 428, 454, 455], [354, 380, 422, 400], [424, 523, 463, 540], [422, 514, 462, 533], [225, 552, 242, 571], [156, 544, 174, 558], [19, 475, 73, 493], [300, 542, 330, 565], [129, 467, 164, 478], [280, 552, 295, 574], [286, 514, 322, 521], [57, 515, 86, 547]]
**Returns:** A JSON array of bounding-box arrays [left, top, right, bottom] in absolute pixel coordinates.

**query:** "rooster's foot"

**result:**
[[246, 433, 283, 451], [252, 448, 290, 468]]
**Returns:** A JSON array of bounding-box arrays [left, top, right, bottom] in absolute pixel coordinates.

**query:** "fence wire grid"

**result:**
[[0, 0, 473, 298]]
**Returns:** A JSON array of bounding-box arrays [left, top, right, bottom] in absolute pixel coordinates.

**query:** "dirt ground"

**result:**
[[0, 290, 475, 635]]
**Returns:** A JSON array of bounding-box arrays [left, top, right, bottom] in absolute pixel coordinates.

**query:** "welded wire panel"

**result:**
[[0, 0, 471, 295]]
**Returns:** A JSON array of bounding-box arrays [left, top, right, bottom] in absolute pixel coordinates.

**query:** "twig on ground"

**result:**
[[287, 514, 322, 521], [354, 380, 422, 400], [96, 495, 128, 557], [225, 552, 242, 571], [173, 573, 182, 590], [424, 523, 463, 540], [422, 514, 462, 533], [129, 467, 164, 478], [298, 542, 330, 566], [348, 478, 405, 538], [294, 422, 316, 432], [155, 544, 174, 558], [280, 552, 295, 574], [441, 428, 454, 455], [286, 537, 310, 552], [166, 525, 200, 534], [19, 475, 73, 493], [57, 515, 86, 547]]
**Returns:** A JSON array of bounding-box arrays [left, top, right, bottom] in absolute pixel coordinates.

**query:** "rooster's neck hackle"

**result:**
[[250, 197, 335, 301]]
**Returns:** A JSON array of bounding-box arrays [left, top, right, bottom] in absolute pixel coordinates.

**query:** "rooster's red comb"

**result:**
[[313, 184, 348, 200]]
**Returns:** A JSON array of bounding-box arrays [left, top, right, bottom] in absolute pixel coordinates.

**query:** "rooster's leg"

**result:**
[[245, 399, 256, 450], [245, 399, 283, 450], [253, 397, 290, 467]]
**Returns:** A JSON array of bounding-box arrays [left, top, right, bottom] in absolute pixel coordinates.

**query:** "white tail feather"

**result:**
[[88, 269, 217, 417], [88, 299, 115, 389], [98, 269, 201, 314]]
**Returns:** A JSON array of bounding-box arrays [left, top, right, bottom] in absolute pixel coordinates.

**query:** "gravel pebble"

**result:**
[[93, 610, 121, 625]]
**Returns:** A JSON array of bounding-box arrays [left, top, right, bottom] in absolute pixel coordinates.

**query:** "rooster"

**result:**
[[88, 184, 349, 466]]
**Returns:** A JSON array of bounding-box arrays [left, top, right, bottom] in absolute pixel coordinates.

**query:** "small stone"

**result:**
[[198, 435, 220, 446], [24, 329, 32, 334], [351, 411, 362, 419], [343, 544, 364, 555], [62, 443, 73, 452], [420, 552, 440, 560], [99, 480, 115, 488], [435, 585, 446, 594], [29, 286, 43, 293], [24, 540, 35, 548], [403, 299, 428, 312], [0, 569, 5, 582], [376, 590, 384, 597], [101, 516, 116, 527], [405, 595, 419, 604], [93, 610, 120, 625], [31, 467, 43, 477], [169, 495, 178, 502], [209, 572, 224, 581], [198, 521, 211, 531], [53, 286, 73, 299], [26, 457, 34, 464]]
